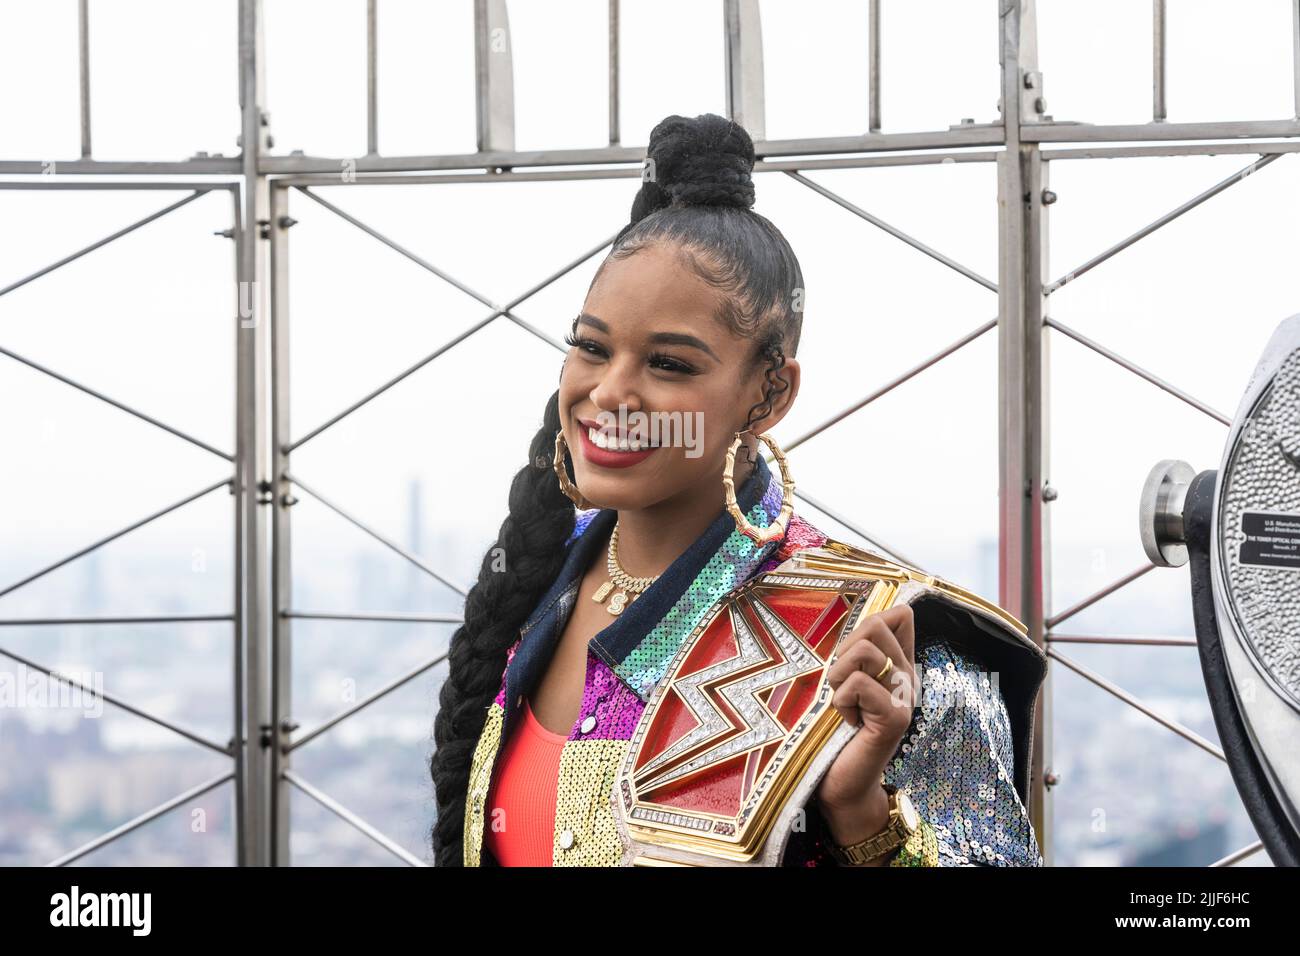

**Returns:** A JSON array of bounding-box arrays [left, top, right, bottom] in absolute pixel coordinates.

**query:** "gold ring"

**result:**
[[874, 657, 894, 682]]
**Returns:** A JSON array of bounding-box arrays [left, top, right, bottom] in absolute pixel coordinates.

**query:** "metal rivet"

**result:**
[[558, 829, 574, 850], [580, 715, 597, 734]]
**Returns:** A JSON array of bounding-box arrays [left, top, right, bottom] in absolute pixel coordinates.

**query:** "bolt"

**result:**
[[1041, 189, 1057, 205], [279, 718, 300, 733], [1035, 96, 1047, 114], [213, 228, 235, 239], [278, 215, 299, 229], [1044, 769, 1060, 789], [281, 493, 299, 507], [1042, 482, 1058, 502]]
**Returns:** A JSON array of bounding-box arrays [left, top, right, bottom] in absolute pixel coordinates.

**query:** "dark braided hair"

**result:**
[[429, 113, 804, 865]]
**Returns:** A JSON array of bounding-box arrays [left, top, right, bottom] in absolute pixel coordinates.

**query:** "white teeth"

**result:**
[[587, 425, 648, 452]]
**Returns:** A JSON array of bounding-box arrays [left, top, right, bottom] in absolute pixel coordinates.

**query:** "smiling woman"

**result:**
[[429, 113, 1044, 868]]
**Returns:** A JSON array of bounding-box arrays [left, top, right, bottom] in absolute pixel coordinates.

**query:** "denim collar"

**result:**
[[503, 453, 783, 728]]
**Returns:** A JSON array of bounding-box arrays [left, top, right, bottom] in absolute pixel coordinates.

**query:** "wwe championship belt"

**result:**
[[612, 539, 1045, 866]]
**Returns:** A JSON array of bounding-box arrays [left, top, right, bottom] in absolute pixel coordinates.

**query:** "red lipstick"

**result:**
[[575, 420, 658, 469]]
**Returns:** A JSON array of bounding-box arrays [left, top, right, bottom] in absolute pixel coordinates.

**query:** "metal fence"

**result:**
[[2, 0, 1295, 866]]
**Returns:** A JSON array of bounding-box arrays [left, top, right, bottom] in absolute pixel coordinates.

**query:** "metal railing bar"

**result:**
[[762, 152, 1000, 171], [0, 614, 234, 627], [284, 473, 468, 597], [1042, 141, 1300, 161], [1047, 632, 1197, 647], [285, 233, 614, 452], [785, 170, 998, 292], [789, 486, 925, 571], [1022, 119, 1300, 144], [1044, 317, 1231, 425], [1045, 562, 1157, 629], [1044, 152, 1283, 293], [282, 770, 427, 866], [1211, 841, 1264, 867], [46, 770, 234, 867], [0, 190, 211, 300], [284, 610, 464, 624], [786, 317, 997, 452], [260, 128, 1007, 178], [272, 150, 1002, 188], [1047, 647, 1226, 762], [286, 648, 450, 753], [0, 345, 235, 460], [293, 186, 565, 352], [0, 181, 239, 190], [0, 643, 232, 755], [0, 476, 234, 600]]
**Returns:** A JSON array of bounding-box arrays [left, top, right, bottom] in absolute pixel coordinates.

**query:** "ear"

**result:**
[[744, 356, 801, 434]]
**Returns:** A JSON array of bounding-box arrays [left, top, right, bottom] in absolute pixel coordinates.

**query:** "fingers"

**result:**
[[826, 634, 891, 687], [830, 668, 915, 732], [827, 605, 920, 725], [831, 605, 915, 679], [874, 603, 915, 663]]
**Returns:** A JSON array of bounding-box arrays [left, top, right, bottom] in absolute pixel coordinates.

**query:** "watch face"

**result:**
[[897, 791, 920, 830]]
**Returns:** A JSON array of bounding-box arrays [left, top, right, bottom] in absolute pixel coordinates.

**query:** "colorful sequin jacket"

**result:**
[[462, 454, 1044, 866]]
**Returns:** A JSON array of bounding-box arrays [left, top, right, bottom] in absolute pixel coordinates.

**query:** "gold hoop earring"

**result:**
[[723, 431, 795, 546], [554, 430, 595, 510]]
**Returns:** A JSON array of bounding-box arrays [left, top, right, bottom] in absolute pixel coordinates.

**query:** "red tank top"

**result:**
[[483, 696, 568, 866]]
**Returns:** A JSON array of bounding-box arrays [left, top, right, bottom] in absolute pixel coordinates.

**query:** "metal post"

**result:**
[[367, 0, 378, 156], [237, 0, 272, 867], [723, 0, 766, 142], [270, 184, 294, 866], [78, 0, 91, 158], [1293, 0, 1300, 118], [229, 188, 248, 867], [997, 0, 1053, 864], [1154, 0, 1167, 122], [869, 0, 881, 132], [609, 0, 620, 145], [474, 0, 515, 154]]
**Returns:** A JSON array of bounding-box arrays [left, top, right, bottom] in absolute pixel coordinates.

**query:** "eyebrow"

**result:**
[[576, 312, 721, 362]]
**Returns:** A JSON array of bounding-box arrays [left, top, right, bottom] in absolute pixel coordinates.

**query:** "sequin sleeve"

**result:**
[[781, 638, 1042, 867], [883, 639, 1043, 867]]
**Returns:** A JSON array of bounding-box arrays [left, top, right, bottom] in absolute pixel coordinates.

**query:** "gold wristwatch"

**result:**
[[823, 784, 920, 865]]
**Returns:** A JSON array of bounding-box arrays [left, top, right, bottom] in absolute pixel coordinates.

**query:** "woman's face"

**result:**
[[558, 242, 799, 511]]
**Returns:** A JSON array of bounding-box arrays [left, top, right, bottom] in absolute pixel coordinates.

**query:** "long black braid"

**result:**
[[428, 390, 574, 865]]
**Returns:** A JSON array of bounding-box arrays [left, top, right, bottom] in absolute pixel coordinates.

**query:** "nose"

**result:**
[[588, 357, 644, 419]]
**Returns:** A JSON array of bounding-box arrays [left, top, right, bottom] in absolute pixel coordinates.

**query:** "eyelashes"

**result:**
[[562, 332, 700, 375]]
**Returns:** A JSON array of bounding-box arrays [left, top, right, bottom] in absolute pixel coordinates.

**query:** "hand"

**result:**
[[815, 604, 919, 863]]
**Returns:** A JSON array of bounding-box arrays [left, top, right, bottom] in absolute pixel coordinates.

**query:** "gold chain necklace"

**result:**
[[592, 521, 661, 616]]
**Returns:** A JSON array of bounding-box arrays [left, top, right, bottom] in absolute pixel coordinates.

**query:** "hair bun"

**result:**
[[628, 113, 756, 224]]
